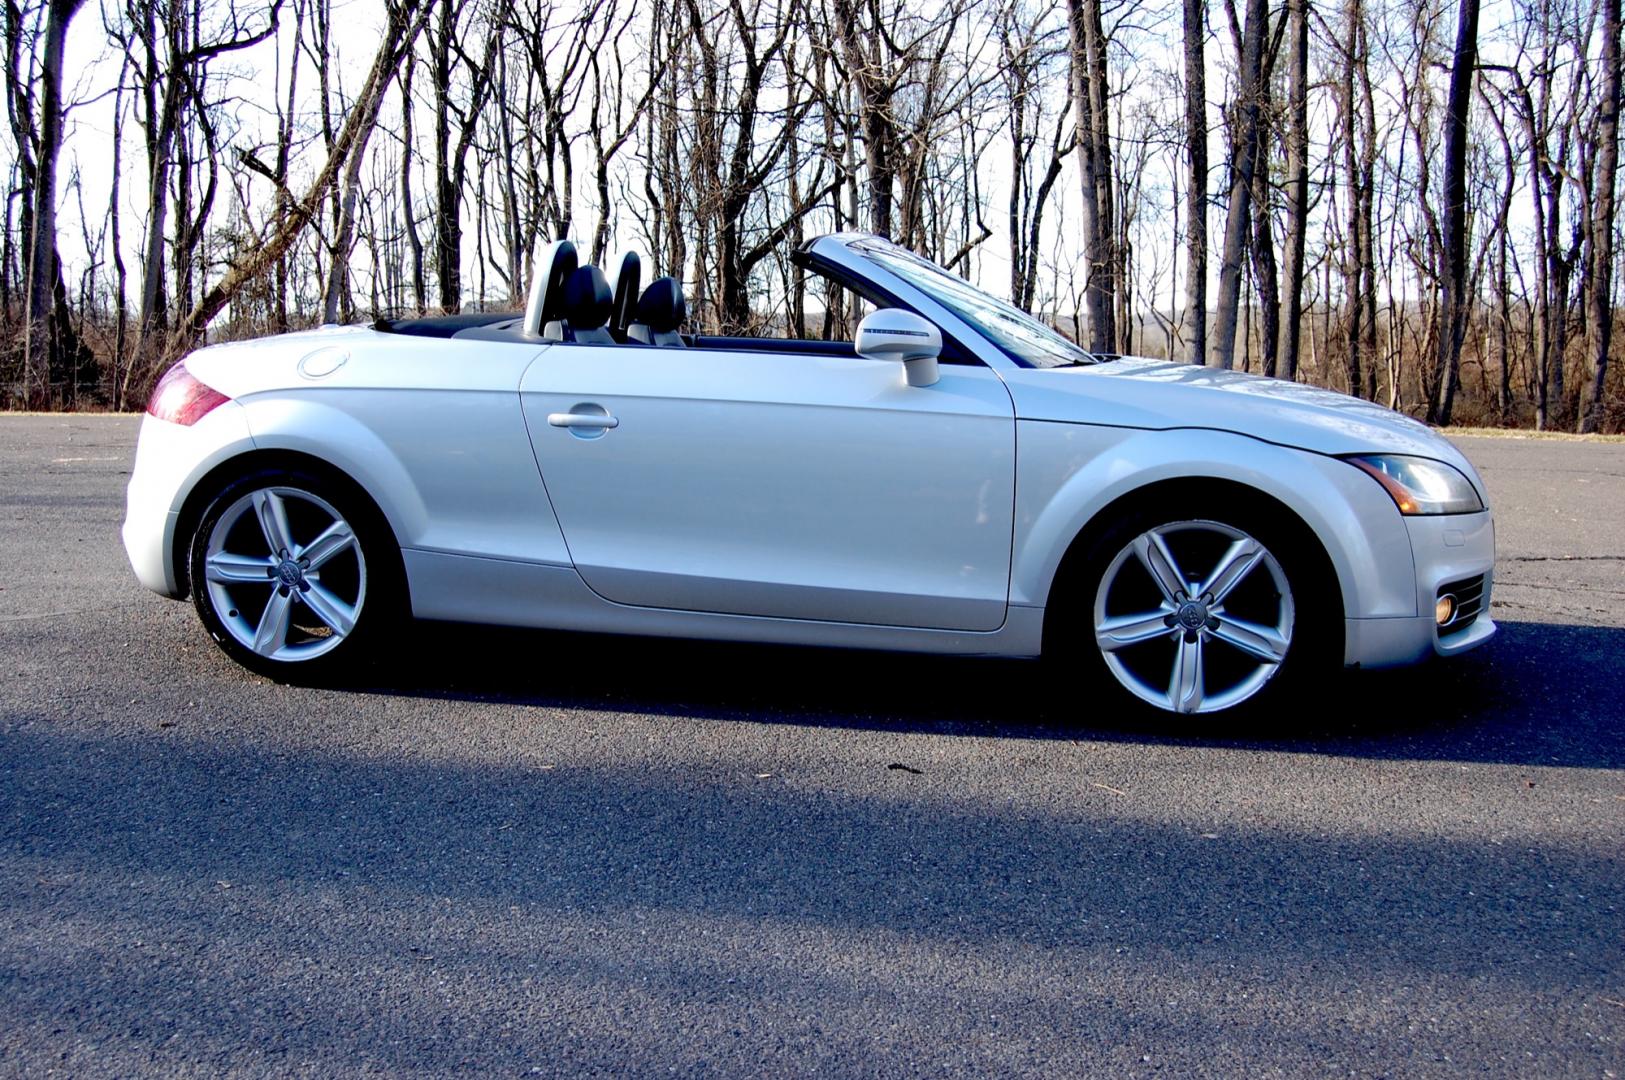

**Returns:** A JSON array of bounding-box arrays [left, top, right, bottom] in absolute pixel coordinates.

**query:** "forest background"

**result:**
[[4, 0, 1621, 432]]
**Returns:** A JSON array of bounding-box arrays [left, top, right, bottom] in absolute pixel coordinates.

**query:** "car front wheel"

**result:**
[[189, 470, 391, 680], [1060, 500, 1333, 718]]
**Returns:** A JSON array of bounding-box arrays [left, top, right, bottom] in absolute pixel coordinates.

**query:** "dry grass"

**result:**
[[1443, 425, 1625, 443], [0, 410, 142, 418]]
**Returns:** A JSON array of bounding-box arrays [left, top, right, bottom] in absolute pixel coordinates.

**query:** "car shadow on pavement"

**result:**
[[1, 718, 1620, 1075], [355, 616, 1625, 771]]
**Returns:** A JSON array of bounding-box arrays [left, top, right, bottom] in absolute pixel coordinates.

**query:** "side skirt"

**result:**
[[402, 549, 1045, 658]]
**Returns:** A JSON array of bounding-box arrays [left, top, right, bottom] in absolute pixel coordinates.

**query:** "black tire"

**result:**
[[188, 467, 402, 682], [1047, 492, 1341, 720]]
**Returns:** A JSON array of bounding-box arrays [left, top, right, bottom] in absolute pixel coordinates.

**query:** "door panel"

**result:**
[[519, 343, 1016, 630]]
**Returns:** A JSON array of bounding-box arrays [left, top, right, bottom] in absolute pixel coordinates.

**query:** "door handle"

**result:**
[[547, 411, 619, 430]]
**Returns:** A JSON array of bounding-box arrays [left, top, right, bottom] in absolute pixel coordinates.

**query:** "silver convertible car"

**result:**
[[123, 233, 1495, 715]]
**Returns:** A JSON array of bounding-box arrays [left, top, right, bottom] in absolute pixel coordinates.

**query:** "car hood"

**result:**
[[1001, 355, 1478, 471]]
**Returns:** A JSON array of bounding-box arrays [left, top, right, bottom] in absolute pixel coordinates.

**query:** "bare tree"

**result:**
[[998, 0, 1072, 312], [397, 49, 428, 312], [1208, 0, 1267, 370], [1278, 0, 1308, 380], [16, 0, 87, 407], [1179, 0, 1207, 366], [831, 0, 977, 256], [1428, 0, 1480, 424], [169, 0, 431, 350], [423, 0, 505, 313], [1335, 0, 1378, 399], [121, 0, 283, 365], [1581, 0, 1621, 432], [1067, 0, 1115, 351]]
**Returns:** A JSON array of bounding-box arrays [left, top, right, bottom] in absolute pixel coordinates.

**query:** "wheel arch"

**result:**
[[173, 448, 409, 606], [1037, 476, 1344, 657]]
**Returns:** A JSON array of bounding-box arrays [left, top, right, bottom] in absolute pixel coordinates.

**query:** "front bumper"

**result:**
[[1344, 509, 1496, 668]]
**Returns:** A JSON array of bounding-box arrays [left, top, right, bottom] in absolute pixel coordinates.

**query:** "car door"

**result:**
[[518, 341, 1015, 631]]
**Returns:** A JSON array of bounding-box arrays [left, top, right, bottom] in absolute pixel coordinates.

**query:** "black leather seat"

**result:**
[[545, 266, 616, 344], [627, 277, 687, 346]]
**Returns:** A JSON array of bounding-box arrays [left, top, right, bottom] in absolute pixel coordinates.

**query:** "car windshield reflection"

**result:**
[[850, 238, 1096, 369]]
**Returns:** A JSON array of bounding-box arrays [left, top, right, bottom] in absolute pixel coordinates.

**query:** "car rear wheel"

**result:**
[[189, 470, 392, 680], [1056, 500, 1333, 718]]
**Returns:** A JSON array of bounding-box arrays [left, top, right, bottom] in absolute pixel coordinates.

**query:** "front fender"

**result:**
[[1011, 422, 1417, 621]]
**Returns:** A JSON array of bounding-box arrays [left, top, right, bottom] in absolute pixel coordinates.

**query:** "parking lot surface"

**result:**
[[1, 415, 1621, 1077]]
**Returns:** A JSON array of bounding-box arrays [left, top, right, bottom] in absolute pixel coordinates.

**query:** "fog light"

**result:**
[[1435, 595, 1456, 626]]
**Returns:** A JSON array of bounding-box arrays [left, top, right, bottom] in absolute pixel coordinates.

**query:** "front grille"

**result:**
[[1438, 574, 1486, 637]]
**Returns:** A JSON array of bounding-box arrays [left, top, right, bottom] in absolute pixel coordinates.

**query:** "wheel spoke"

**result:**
[[1134, 530, 1188, 603], [252, 490, 296, 557], [252, 589, 295, 656], [1200, 538, 1265, 604], [298, 520, 356, 570], [206, 551, 276, 584], [1168, 634, 1205, 714], [299, 582, 357, 637], [1211, 616, 1289, 665], [1096, 609, 1176, 651]]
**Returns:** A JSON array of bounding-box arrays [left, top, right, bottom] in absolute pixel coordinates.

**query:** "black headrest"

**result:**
[[563, 265, 613, 330], [635, 277, 686, 333], [538, 240, 578, 324], [610, 252, 641, 334]]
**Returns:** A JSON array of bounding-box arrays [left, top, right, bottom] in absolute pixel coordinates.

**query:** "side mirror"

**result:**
[[855, 309, 942, 387]]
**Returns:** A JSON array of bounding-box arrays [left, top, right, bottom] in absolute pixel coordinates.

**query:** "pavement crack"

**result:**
[[1493, 579, 1625, 598], [1501, 555, 1625, 563], [0, 603, 145, 624]]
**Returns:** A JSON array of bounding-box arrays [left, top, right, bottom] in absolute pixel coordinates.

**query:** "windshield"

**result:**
[[850, 239, 1095, 368]]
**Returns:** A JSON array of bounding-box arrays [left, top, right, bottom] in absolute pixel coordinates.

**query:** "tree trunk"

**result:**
[[1582, 0, 1621, 432], [1339, 0, 1365, 397], [1496, 226, 1512, 423], [136, 0, 178, 350], [832, 0, 893, 237], [1542, 170, 1568, 423], [1068, 0, 1116, 353], [321, 111, 383, 323], [1279, 0, 1308, 380], [109, 72, 130, 407], [21, 0, 85, 408], [430, 0, 458, 312], [1181, 0, 1208, 365], [1250, 140, 1279, 377], [1209, 0, 1267, 370], [399, 52, 427, 313], [1428, 0, 1480, 425]]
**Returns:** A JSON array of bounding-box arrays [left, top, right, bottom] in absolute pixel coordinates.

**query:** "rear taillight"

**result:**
[[147, 363, 230, 426]]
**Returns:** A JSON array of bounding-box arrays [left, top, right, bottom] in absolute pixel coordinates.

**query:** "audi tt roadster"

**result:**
[[123, 233, 1495, 715]]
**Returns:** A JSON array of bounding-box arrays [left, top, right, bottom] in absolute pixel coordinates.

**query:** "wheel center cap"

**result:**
[[1176, 600, 1208, 630], [276, 560, 304, 588]]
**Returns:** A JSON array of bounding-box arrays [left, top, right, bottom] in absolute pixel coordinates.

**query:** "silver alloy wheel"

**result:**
[[1093, 520, 1294, 715], [203, 486, 367, 662]]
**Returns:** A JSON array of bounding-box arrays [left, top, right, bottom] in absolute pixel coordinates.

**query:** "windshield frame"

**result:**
[[846, 238, 1097, 369]]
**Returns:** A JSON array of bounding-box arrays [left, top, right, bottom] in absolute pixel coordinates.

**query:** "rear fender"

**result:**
[[236, 396, 430, 548]]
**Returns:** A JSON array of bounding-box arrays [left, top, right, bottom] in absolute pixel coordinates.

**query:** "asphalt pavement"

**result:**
[[1, 415, 1621, 1077]]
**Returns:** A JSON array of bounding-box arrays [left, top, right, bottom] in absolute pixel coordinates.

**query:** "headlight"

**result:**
[[1345, 454, 1484, 515]]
